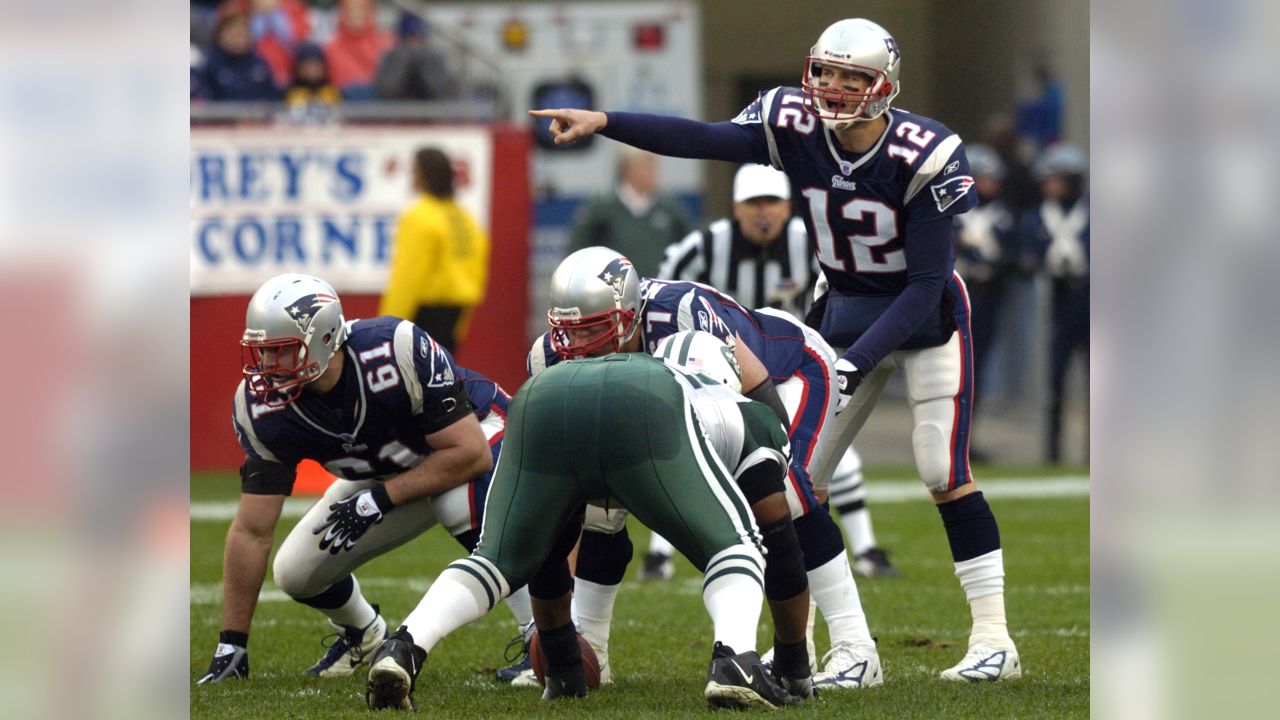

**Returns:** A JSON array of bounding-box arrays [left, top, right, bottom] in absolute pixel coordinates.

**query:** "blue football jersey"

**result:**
[[528, 278, 811, 384], [732, 87, 976, 297], [233, 316, 504, 483]]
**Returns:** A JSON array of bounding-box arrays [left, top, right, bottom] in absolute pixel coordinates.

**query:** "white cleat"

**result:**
[[813, 641, 883, 689], [510, 667, 541, 687], [593, 643, 613, 685], [939, 645, 1022, 682]]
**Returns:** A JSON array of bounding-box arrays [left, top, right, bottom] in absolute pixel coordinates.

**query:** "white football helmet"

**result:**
[[802, 18, 902, 129], [241, 273, 347, 406], [966, 144, 1005, 179], [1033, 143, 1088, 180], [547, 246, 642, 359], [653, 330, 743, 394]]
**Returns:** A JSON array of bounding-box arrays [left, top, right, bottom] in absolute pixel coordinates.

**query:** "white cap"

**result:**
[[733, 164, 791, 202]]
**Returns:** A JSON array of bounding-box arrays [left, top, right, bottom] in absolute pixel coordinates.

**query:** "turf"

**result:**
[[191, 465, 1088, 718]]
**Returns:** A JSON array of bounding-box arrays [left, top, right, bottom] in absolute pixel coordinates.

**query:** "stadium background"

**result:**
[[191, 0, 1089, 475]]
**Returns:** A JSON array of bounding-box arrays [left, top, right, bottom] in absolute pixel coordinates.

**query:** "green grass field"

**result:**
[[191, 465, 1088, 719]]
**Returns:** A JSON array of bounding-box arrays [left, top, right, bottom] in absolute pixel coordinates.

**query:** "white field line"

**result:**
[[189, 476, 1089, 523]]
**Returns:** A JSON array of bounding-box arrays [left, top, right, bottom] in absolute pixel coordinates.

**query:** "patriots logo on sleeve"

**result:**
[[930, 175, 975, 212], [422, 335, 456, 387], [284, 293, 337, 335]]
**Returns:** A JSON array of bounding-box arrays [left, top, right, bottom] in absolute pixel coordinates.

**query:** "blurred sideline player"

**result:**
[[658, 162, 898, 579], [197, 273, 533, 683], [364, 347, 805, 711], [525, 247, 882, 690], [530, 17, 1021, 681]]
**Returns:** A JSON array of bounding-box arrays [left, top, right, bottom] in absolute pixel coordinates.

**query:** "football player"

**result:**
[[365, 345, 803, 710], [525, 246, 881, 690], [530, 18, 1021, 681], [197, 273, 533, 683]]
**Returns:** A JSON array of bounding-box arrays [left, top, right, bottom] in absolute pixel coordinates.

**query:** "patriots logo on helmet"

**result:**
[[930, 175, 975, 212], [284, 293, 338, 335], [884, 37, 901, 66], [597, 257, 633, 303]]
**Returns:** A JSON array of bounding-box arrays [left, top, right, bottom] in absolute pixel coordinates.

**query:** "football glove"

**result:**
[[198, 641, 248, 684], [834, 358, 863, 413], [314, 486, 394, 555]]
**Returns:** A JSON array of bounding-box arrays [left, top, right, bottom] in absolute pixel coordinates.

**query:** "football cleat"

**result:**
[[305, 607, 388, 677], [813, 641, 883, 689], [197, 642, 249, 684], [705, 642, 803, 709], [591, 642, 613, 685], [542, 665, 589, 700], [637, 551, 675, 581], [852, 547, 901, 578], [939, 644, 1022, 682], [496, 625, 535, 683], [365, 627, 427, 711]]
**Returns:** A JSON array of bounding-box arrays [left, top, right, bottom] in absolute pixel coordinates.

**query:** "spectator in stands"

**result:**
[[217, 0, 310, 89], [325, 0, 393, 100], [568, 148, 693, 277], [196, 10, 280, 102], [1018, 143, 1089, 464], [375, 12, 460, 101], [380, 148, 491, 354], [284, 42, 342, 111]]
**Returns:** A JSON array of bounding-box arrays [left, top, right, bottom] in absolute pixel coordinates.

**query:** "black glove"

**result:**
[[804, 291, 829, 331], [834, 358, 863, 413], [198, 636, 249, 684], [314, 486, 394, 554]]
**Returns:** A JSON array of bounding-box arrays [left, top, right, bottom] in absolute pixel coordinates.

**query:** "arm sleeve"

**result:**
[[601, 112, 769, 164], [841, 217, 953, 372]]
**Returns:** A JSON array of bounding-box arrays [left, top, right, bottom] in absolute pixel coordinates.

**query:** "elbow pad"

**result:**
[[745, 380, 790, 428]]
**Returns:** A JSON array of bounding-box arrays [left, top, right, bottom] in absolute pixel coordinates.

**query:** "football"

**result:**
[[528, 630, 602, 689]]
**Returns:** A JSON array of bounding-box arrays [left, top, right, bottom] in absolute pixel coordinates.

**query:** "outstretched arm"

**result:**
[[529, 109, 766, 163]]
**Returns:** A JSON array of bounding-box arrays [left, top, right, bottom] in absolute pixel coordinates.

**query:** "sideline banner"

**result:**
[[190, 126, 493, 296]]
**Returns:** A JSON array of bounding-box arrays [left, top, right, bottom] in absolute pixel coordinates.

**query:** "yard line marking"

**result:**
[[189, 476, 1088, 522]]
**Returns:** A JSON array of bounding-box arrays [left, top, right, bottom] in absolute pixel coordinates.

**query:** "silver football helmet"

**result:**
[[966, 144, 1005, 179], [1033, 143, 1088, 180], [241, 273, 347, 406], [653, 330, 742, 393], [802, 18, 902, 129], [547, 246, 641, 359]]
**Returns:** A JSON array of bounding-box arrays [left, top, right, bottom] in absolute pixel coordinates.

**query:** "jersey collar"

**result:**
[[289, 344, 368, 444], [822, 110, 894, 176]]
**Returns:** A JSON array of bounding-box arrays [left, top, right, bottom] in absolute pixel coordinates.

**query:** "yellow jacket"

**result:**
[[380, 194, 490, 331]]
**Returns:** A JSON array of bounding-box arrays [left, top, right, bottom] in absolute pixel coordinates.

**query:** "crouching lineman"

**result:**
[[364, 343, 808, 711], [197, 273, 533, 683]]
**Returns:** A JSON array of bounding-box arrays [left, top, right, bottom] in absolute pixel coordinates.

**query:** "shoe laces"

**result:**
[[820, 641, 862, 669], [503, 633, 529, 664]]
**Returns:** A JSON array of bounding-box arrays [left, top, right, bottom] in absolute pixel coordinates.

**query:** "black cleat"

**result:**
[[541, 664, 589, 700], [365, 627, 427, 711], [705, 642, 803, 709], [853, 547, 901, 578], [637, 551, 675, 581]]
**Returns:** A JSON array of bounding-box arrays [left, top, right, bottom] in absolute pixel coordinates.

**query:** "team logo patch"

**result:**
[[732, 104, 762, 125], [284, 293, 337, 335], [930, 175, 974, 212], [422, 335, 456, 387], [597, 257, 634, 303]]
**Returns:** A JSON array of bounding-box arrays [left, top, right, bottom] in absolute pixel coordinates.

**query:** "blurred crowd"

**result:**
[[190, 0, 459, 110]]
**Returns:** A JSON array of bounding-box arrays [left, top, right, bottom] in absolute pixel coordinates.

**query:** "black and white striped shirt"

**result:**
[[657, 217, 817, 320]]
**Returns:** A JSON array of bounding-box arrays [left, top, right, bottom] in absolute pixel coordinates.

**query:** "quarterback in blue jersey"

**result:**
[[526, 247, 880, 690], [198, 274, 533, 684], [531, 18, 1020, 681]]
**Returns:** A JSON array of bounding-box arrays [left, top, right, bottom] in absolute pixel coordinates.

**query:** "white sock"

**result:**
[[842, 507, 876, 556], [323, 575, 377, 629], [648, 531, 674, 556], [702, 545, 765, 654], [808, 553, 876, 652], [403, 557, 510, 653], [954, 549, 1012, 648], [503, 584, 534, 632], [571, 578, 620, 653]]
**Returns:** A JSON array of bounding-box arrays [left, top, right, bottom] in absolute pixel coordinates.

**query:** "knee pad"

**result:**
[[272, 545, 324, 600], [759, 517, 808, 602], [576, 527, 633, 585], [911, 397, 954, 494], [583, 503, 629, 534], [791, 506, 846, 570]]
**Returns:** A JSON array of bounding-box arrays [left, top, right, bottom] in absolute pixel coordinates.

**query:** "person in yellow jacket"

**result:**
[[380, 147, 490, 353]]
